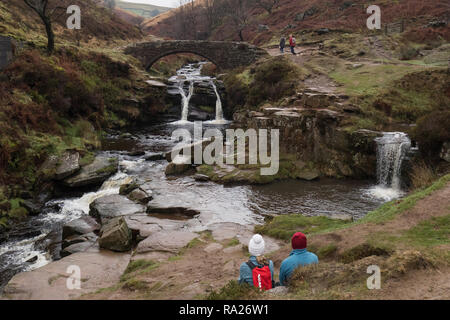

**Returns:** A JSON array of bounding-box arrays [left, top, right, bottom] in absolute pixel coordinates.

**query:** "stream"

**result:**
[[0, 63, 391, 291]]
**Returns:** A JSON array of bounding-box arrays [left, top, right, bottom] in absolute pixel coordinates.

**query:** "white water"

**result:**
[[366, 132, 411, 201], [168, 62, 229, 125]]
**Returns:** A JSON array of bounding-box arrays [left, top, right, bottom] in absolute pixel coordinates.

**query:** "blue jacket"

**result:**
[[238, 256, 275, 285], [279, 249, 318, 286]]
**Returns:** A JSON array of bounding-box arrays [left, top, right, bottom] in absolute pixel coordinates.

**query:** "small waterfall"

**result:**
[[368, 132, 411, 200], [168, 62, 229, 125], [178, 81, 194, 122], [210, 81, 223, 121]]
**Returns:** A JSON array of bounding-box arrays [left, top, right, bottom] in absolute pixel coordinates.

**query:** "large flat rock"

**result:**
[[63, 157, 118, 188], [136, 230, 198, 254], [89, 195, 146, 224], [2, 251, 130, 300]]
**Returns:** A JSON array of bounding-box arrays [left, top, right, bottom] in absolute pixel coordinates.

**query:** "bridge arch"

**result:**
[[145, 50, 219, 71], [125, 40, 268, 71]]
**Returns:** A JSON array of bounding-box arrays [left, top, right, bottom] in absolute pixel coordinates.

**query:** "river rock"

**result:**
[[124, 214, 185, 236], [98, 217, 133, 252], [62, 232, 98, 249], [165, 155, 193, 175], [63, 157, 118, 188], [62, 216, 101, 239], [145, 153, 165, 161], [127, 188, 153, 204], [194, 174, 210, 182], [89, 194, 146, 224], [55, 151, 80, 180], [61, 241, 99, 257], [136, 230, 198, 253], [3, 250, 130, 300]]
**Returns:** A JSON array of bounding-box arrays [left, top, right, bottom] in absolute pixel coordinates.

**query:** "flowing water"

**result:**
[[168, 62, 229, 125], [0, 64, 392, 291], [366, 132, 412, 201]]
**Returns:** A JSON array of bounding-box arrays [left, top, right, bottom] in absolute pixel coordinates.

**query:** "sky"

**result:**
[[121, 0, 180, 8]]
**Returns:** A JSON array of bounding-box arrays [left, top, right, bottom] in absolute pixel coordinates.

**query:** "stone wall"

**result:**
[[0, 36, 13, 70], [125, 40, 268, 70]]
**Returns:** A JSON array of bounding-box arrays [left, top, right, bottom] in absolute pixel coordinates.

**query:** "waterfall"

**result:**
[[179, 81, 194, 122], [210, 80, 224, 121], [168, 62, 229, 125], [368, 132, 411, 201]]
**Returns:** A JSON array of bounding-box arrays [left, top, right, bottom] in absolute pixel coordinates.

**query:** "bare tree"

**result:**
[[203, 0, 220, 31], [226, 0, 253, 41], [255, 0, 279, 14], [23, 0, 65, 54]]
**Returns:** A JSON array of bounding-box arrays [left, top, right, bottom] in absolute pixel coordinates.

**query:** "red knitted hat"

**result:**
[[291, 232, 307, 249]]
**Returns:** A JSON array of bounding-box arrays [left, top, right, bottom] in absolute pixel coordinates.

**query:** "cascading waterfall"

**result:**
[[211, 81, 223, 121], [367, 132, 411, 201], [168, 62, 228, 124], [179, 81, 194, 122]]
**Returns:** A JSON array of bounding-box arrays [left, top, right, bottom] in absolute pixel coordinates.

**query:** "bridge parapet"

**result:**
[[124, 40, 268, 70]]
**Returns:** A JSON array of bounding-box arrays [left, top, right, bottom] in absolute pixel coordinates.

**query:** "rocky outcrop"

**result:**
[[233, 102, 379, 179], [62, 216, 101, 239], [89, 194, 146, 224], [63, 157, 118, 188], [98, 217, 133, 252], [54, 151, 80, 180], [3, 251, 130, 300], [136, 230, 198, 253]]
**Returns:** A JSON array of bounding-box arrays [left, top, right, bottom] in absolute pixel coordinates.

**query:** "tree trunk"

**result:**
[[42, 16, 55, 54], [238, 29, 244, 41]]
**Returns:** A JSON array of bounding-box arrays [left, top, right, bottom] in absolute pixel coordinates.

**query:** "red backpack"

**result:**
[[247, 261, 273, 291]]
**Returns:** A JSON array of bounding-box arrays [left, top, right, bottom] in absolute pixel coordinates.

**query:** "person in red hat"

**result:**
[[279, 232, 318, 286]]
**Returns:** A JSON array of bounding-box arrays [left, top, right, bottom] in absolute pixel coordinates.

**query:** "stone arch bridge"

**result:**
[[124, 40, 268, 70]]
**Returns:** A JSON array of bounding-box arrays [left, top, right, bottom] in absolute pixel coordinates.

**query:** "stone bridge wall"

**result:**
[[124, 40, 268, 70]]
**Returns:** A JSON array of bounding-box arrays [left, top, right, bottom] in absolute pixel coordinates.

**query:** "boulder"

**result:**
[[62, 232, 97, 250], [62, 216, 101, 239], [63, 157, 118, 188], [98, 217, 132, 252], [61, 241, 99, 257], [165, 155, 193, 176], [119, 181, 139, 195], [127, 188, 153, 204], [55, 151, 80, 180], [89, 194, 146, 224], [136, 230, 198, 253], [194, 174, 210, 182], [145, 153, 165, 161]]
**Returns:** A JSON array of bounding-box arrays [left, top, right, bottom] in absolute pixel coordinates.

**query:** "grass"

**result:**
[[401, 215, 450, 248], [254, 214, 351, 241], [206, 280, 260, 300], [359, 174, 450, 224], [120, 259, 159, 282]]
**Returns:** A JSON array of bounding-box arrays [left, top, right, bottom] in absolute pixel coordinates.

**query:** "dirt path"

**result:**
[[266, 47, 338, 94]]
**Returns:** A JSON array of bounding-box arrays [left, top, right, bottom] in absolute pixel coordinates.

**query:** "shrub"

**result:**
[[206, 280, 259, 300], [399, 45, 419, 60], [413, 110, 450, 160], [247, 57, 303, 106], [409, 161, 437, 190]]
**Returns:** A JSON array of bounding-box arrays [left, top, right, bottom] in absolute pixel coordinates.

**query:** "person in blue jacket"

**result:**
[[238, 234, 275, 286], [279, 232, 318, 286]]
